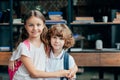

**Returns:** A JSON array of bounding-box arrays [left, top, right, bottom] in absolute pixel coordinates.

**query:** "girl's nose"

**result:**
[[33, 25, 37, 30]]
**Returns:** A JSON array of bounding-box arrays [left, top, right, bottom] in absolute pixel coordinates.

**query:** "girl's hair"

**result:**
[[47, 24, 75, 49], [16, 10, 48, 48]]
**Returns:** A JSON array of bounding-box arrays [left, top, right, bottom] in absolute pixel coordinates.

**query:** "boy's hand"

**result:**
[[57, 70, 70, 77], [67, 69, 75, 79], [67, 64, 78, 78], [8, 60, 15, 71]]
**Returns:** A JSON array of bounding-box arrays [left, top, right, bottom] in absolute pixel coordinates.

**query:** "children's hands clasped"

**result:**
[[67, 65, 78, 79], [57, 69, 76, 79]]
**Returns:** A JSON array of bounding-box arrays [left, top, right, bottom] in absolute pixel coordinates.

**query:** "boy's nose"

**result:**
[[55, 38, 60, 42]]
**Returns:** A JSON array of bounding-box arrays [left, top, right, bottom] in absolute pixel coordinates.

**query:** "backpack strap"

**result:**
[[64, 52, 69, 70], [8, 39, 30, 80], [60, 51, 69, 80], [23, 39, 30, 50]]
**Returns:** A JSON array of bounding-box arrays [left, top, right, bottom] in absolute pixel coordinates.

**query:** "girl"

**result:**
[[45, 24, 78, 80], [8, 10, 70, 80]]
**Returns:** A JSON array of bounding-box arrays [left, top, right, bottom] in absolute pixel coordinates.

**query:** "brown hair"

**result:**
[[47, 24, 75, 49], [16, 10, 48, 48]]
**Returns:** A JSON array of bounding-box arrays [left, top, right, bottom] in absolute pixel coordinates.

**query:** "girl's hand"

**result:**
[[8, 60, 15, 71]]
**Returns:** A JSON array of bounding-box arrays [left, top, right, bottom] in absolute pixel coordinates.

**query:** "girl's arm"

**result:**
[[20, 55, 70, 78]]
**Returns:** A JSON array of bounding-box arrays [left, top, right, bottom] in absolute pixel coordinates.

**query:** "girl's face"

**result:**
[[51, 36, 65, 51], [25, 16, 44, 38]]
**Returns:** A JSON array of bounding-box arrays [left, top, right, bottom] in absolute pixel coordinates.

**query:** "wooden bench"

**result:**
[[0, 52, 11, 65], [1, 52, 120, 66], [70, 52, 120, 80], [70, 52, 120, 67]]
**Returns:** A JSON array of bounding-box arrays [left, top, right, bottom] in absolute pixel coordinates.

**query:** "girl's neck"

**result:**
[[28, 37, 40, 42], [28, 37, 42, 48]]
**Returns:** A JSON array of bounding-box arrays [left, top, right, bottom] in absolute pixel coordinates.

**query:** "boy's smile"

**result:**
[[51, 36, 65, 52]]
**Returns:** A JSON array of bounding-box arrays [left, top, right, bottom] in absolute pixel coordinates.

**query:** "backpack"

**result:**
[[8, 40, 69, 80], [60, 51, 69, 80], [8, 40, 30, 80]]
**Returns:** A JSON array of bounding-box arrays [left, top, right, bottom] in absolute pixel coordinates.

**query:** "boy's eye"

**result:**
[[52, 36, 57, 38], [60, 37, 64, 40], [52, 36, 64, 40]]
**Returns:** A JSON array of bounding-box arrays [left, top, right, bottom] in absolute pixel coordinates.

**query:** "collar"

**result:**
[[50, 49, 65, 59]]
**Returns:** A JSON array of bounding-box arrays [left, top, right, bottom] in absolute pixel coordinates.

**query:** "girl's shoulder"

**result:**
[[16, 42, 29, 51], [17, 42, 26, 47]]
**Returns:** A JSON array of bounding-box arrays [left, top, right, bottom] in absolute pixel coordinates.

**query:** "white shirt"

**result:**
[[11, 42, 46, 80], [45, 50, 76, 80]]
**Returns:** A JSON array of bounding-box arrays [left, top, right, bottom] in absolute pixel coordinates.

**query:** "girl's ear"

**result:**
[[25, 25, 27, 29], [43, 24, 46, 28], [24, 25, 27, 30]]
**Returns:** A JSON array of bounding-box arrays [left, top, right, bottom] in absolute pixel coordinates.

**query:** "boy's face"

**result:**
[[50, 36, 65, 51]]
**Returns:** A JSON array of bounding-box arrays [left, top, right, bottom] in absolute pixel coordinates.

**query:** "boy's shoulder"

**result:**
[[63, 51, 69, 70], [64, 51, 75, 62], [63, 51, 73, 58]]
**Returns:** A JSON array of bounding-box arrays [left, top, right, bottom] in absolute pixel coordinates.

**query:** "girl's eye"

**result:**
[[37, 24, 41, 27], [28, 24, 34, 27]]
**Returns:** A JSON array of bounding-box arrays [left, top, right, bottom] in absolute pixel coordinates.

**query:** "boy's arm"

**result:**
[[8, 60, 15, 70], [68, 55, 78, 78], [69, 64, 78, 78], [8, 50, 17, 70]]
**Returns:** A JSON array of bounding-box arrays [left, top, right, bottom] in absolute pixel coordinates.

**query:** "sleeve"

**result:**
[[69, 55, 76, 78], [10, 42, 30, 61], [69, 55, 75, 69]]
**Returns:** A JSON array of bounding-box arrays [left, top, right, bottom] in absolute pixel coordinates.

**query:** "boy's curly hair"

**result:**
[[47, 24, 75, 49]]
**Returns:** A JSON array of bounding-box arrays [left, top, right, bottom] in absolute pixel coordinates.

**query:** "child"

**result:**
[[8, 10, 71, 80], [45, 24, 78, 80]]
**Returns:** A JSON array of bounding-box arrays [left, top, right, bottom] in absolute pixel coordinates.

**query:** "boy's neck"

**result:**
[[53, 49, 63, 57]]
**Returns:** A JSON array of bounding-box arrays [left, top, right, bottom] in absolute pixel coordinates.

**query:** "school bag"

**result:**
[[8, 40, 30, 80], [60, 51, 69, 80], [8, 40, 69, 80]]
